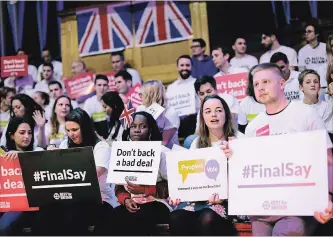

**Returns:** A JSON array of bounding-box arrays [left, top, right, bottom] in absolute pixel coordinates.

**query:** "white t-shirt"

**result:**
[[37, 60, 63, 82], [230, 55, 258, 71], [136, 105, 180, 149], [240, 96, 266, 123], [260, 45, 298, 67], [245, 100, 333, 149], [317, 63, 328, 88], [45, 122, 67, 148], [127, 68, 142, 86], [104, 122, 124, 146], [83, 95, 107, 122], [190, 132, 244, 149], [284, 70, 303, 101], [0, 111, 10, 137], [214, 67, 249, 77], [1, 124, 40, 148], [34, 78, 63, 93], [298, 43, 327, 71], [28, 65, 38, 83]]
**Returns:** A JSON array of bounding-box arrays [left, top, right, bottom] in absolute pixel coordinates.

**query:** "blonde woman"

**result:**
[[136, 80, 180, 149]]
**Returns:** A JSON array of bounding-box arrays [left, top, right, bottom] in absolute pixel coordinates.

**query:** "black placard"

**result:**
[[18, 147, 102, 207]]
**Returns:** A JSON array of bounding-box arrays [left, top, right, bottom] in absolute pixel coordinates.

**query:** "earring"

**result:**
[[149, 134, 151, 140]]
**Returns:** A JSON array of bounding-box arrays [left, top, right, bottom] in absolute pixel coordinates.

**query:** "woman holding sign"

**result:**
[[169, 95, 237, 236], [107, 111, 171, 236], [0, 117, 43, 235], [136, 80, 180, 149]]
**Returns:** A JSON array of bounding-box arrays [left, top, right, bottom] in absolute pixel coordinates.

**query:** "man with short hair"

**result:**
[[35, 63, 60, 93], [222, 63, 333, 236], [110, 51, 142, 85], [259, 30, 298, 70], [190, 38, 217, 78], [298, 20, 327, 72], [270, 52, 303, 101], [83, 74, 109, 139], [17, 48, 38, 83], [37, 47, 63, 82], [230, 37, 258, 70], [114, 70, 133, 104]]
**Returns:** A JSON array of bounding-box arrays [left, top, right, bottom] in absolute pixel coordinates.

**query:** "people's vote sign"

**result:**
[[64, 72, 95, 99], [215, 72, 248, 101], [18, 148, 102, 207], [228, 130, 329, 216], [107, 141, 161, 185], [0, 157, 38, 212], [166, 84, 196, 117], [166, 147, 228, 202], [104, 72, 117, 92], [1, 55, 28, 77]]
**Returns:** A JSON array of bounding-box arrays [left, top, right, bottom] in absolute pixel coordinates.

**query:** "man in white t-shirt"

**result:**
[[34, 63, 63, 93], [84, 74, 109, 139], [110, 51, 142, 86], [222, 63, 333, 236], [270, 52, 303, 101], [37, 47, 63, 82], [230, 37, 258, 71], [259, 30, 298, 70], [298, 20, 327, 72]]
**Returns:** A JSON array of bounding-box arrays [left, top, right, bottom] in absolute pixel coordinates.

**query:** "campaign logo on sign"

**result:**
[[18, 148, 102, 207], [64, 72, 95, 100], [215, 72, 248, 102], [1, 55, 28, 78]]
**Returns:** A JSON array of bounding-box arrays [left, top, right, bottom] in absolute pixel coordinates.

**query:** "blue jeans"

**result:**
[[183, 134, 198, 149], [0, 211, 24, 235]]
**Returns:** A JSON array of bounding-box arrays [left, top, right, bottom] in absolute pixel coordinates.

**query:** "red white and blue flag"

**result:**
[[120, 100, 136, 130], [133, 1, 193, 47], [76, 2, 133, 57]]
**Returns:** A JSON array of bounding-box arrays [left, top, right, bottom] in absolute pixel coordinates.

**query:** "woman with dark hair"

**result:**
[[105, 111, 171, 236], [169, 95, 237, 236], [0, 94, 47, 148], [32, 91, 50, 109], [0, 117, 43, 235], [98, 91, 125, 145], [240, 66, 265, 123]]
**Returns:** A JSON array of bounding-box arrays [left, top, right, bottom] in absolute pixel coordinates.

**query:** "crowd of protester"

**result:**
[[0, 19, 333, 236]]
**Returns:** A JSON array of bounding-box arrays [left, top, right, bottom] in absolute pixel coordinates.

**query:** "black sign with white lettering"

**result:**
[[18, 147, 101, 207]]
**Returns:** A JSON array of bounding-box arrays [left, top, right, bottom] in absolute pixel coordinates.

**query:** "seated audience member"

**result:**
[[111, 51, 142, 85], [230, 37, 259, 71], [114, 70, 133, 104], [35, 63, 61, 93], [17, 48, 38, 83], [318, 34, 333, 89], [34, 108, 117, 235], [270, 52, 303, 101], [106, 111, 170, 236], [191, 38, 217, 78], [71, 60, 87, 76], [298, 69, 333, 132], [0, 87, 16, 137], [45, 95, 73, 147], [0, 117, 43, 235], [137, 80, 180, 149], [99, 91, 125, 145], [319, 61, 333, 104], [83, 74, 109, 139], [32, 91, 51, 119], [4, 74, 34, 95], [37, 47, 63, 82], [169, 95, 237, 236], [1, 94, 47, 148]]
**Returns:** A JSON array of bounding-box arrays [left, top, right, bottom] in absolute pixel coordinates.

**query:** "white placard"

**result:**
[[228, 130, 328, 216], [166, 84, 196, 117], [145, 103, 165, 120], [107, 141, 162, 185], [166, 147, 228, 202], [172, 144, 187, 151]]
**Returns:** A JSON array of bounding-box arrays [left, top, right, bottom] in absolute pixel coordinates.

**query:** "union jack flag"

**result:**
[[120, 100, 135, 129], [76, 2, 133, 57], [133, 1, 193, 47]]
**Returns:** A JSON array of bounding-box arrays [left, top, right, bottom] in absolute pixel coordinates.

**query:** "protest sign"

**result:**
[[107, 141, 161, 185], [215, 72, 248, 102], [18, 147, 101, 207], [104, 72, 117, 92], [1, 55, 28, 77], [166, 84, 196, 117], [142, 103, 165, 120], [166, 147, 228, 202], [64, 72, 95, 99], [0, 157, 38, 212], [228, 130, 328, 216], [124, 83, 142, 109]]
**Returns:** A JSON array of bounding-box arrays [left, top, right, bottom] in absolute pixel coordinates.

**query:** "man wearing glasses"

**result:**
[[298, 20, 327, 72], [259, 29, 298, 71]]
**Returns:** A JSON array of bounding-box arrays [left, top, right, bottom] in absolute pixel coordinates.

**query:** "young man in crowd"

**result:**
[[190, 38, 217, 78], [222, 63, 333, 236], [114, 70, 133, 104], [230, 37, 258, 71], [35, 63, 61, 93], [259, 30, 298, 70], [270, 52, 303, 101], [71, 60, 87, 76], [110, 51, 142, 85], [298, 20, 327, 72], [37, 47, 63, 82], [83, 74, 109, 139]]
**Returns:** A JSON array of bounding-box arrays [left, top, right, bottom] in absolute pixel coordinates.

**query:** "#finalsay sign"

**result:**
[[18, 148, 101, 207], [215, 72, 248, 101], [1, 55, 28, 77], [64, 72, 95, 99], [107, 141, 161, 185], [166, 147, 228, 202]]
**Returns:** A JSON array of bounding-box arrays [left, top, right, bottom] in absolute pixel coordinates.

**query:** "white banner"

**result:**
[[166, 147, 228, 202], [166, 84, 196, 117], [228, 130, 328, 216], [107, 141, 161, 185]]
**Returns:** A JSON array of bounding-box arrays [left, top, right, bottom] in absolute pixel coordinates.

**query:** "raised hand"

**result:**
[[32, 110, 46, 128]]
